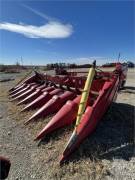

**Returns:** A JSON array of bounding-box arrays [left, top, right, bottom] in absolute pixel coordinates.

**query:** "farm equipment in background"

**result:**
[[9, 62, 128, 163], [55, 66, 77, 76], [55, 67, 68, 75]]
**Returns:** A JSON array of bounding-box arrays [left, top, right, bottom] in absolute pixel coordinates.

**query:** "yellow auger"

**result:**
[[62, 61, 96, 158], [75, 61, 96, 128]]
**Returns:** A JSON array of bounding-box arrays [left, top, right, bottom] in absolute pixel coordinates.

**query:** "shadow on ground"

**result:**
[[123, 86, 135, 91], [38, 102, 134, 164], [119, 86, 135, 94], [65, 102, 134, 163]]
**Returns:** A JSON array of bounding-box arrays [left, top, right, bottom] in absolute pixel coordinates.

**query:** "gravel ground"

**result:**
[[0, 68, 134, 180]]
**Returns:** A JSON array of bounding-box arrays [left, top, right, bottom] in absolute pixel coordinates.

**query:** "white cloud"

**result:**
[[67, 57, 107, 65], [0, 21, 73, 39], [0, 4, 73, 39]]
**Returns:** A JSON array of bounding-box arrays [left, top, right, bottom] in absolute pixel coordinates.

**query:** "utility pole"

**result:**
[[118, 53, 121, 62], [21, 57, 23, 66]]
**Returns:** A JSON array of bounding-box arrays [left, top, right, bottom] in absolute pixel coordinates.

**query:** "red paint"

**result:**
[[25, 91, 76, 124], [17, 84, 48, 105], [11, 84, 39, 101], [10, 83, 36, 98], [35, 96, 81, 140], [21, 88, 61, 112]]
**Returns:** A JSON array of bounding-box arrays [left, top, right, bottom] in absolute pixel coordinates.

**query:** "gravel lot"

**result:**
[[0, 68, 134, 180]]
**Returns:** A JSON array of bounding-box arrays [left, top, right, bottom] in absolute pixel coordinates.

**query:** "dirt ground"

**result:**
[[0, 68, 134, 180]]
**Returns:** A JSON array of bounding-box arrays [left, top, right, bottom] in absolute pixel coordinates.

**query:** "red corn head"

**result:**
[[9, 73, 37, 92], [9, 83, 36, 98], [17, 89, 43, 105], [25, 91, 76, 125], [9, 86, 18, 92], [17, 84, 48, 105], [9, 82, 36, 96], [41, 86, 55, 93], [35, 96, 81, 140], [9, 83, 27, 95], [9, 82, 25, 93], [11, 84, 39, 101], [9, 84, 29, 97], [21, 87, 57, 112]]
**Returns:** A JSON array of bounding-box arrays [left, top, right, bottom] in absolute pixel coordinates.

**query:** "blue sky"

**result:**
[[0, 0, 134, 65]]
